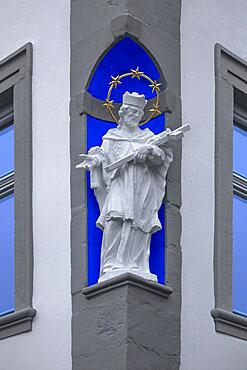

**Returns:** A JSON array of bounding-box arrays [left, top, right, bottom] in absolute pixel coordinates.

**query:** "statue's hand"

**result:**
[[134, 145, 153, 164], [76, 154, 100, 170]]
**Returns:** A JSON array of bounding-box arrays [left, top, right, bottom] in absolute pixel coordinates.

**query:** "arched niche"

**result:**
[[85, 36, 169, 286]]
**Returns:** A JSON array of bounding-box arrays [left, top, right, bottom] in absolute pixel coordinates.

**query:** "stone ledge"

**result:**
[[81, 272, 173, 299], [211, 308, 247, 341], [0, 307, 36, 340]]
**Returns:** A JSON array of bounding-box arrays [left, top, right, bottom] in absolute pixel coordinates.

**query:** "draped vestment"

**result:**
[[89, 127, 173, 281]]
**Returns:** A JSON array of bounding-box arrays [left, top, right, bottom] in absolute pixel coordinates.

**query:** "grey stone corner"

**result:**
[[211, 308, 247, 341], [215, 43, 247, 80], [0, 307, 36, 340], [0, 42, 33, 81], [110, 13, 142, 40], [81, 272, 173, 300], [0, 42, 32, 65]]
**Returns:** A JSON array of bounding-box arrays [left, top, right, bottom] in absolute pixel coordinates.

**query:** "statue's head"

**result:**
[[118, 92, 147, 128]]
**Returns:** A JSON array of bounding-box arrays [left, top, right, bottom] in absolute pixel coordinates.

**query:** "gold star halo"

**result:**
[[149, 102, 161, 116], [102, 67, 162, 125], [149, 80, 162, 93], [130, 66, 144, 80], [109, 75, 122, 89], [102, 99, 115, 110]]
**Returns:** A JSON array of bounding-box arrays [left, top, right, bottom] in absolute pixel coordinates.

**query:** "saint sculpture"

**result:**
[[77, 69, 189, 283]]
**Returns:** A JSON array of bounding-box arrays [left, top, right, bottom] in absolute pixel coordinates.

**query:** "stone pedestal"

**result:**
[[72, 273, 179, 370]]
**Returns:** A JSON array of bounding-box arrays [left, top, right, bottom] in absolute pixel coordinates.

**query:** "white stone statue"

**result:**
[[77, 92, 189, 283]]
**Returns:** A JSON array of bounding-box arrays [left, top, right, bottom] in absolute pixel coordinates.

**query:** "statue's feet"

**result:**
[[98, 268, 157, 283]]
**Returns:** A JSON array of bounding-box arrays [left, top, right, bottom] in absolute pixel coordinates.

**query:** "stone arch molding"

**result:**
[[77, 14, 176, 122]]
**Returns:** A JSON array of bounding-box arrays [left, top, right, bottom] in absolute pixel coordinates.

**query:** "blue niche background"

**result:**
[[87, 37, 166, 285]]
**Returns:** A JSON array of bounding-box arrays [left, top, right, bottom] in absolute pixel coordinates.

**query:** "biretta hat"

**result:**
[[123, 92, 147, 109]]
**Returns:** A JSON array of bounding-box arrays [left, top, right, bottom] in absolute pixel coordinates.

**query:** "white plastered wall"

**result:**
[[181, 0, 247, 369], [0, 1, 71, 369]]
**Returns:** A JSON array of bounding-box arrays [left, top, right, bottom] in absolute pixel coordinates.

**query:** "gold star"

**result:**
[[102, 99, 115, 110], [149, 103, 161, 116], [149, 80, 162, 93], [130, 66, 144, 80], [109, 75, 122, 89]]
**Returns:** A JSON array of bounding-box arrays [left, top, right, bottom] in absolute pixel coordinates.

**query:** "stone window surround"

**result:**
[[211, 44, 247, 340], [0, 44, 36, 340]]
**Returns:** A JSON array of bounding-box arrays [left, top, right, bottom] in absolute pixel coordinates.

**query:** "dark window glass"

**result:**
[[233, 124, 247, 179], [0, 124, 14, 178]]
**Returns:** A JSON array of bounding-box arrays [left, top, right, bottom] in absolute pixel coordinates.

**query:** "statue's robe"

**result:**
[[88, 126, 173, 281]]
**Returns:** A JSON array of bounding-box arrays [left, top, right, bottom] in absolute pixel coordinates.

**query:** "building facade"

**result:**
[[0, 1, 246, 369]]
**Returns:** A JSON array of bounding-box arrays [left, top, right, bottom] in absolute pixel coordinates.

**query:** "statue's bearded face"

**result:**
[[118, 104, 144, 127]]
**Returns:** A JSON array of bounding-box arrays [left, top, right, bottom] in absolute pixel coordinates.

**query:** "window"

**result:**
[[232, 94, 247, 317], [0, 44, 35, 339], [0, 97, 14, 317], [212, 45, 247, 340]]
